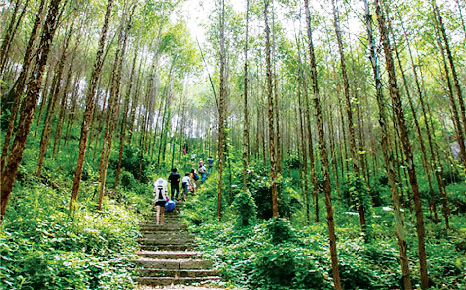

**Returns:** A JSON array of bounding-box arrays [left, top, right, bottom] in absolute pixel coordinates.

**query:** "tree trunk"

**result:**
[[0, 0, 46, 172], [217, 0, 227, 221], [0, 0, 30, 77], [115, 44, 139, 188], [37, 22, 74, 176], [332, 0, 367, 235], [264, 0, 278, 218], [432, 0, 466, 168], [363, 1, 412, 288], [242, 0, 250, 191], [304, 1, 341, 289], [97, 8, 133, 210], [70, 0, 113, 212], [1, 0, 63, 221], [375, 1, 429, 288]]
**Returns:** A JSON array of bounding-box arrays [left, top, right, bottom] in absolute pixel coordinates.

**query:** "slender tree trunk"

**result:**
[[37, 22, 74, 176], [0, 0, 30, 77], [390, 25, 438, 223], [397, 14, 449, 226], [1, 0, 63, 220], [70, 0, 113, 212], [332, 0, 367, 235], [115, 47, 139, 188], [53, 28, 82, 157], [304, 1, 341, 289], [264, 0, 279, 218], [217, 0, 227, 221], [363, 1, 412, 288], [375, 1, 429, 288], [242, 0, 250, 191], [432, 0, 466, 168], [271, 2, 281, 174], [0, 0, 46, 172], [97, 8, 133, 210]]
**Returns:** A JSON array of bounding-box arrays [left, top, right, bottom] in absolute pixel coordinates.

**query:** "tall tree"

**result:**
[[70, 0, 114, 212], [217, 0, 227, 221], [375, 0, 429, 288], [242, 0, 251, 191], [1, 0, 63, 220], [363, 0, 412, 288], [331, 0, 368, 237], [1, 0, 47, 172], [304, 1, 342, 289], [264, 0, 279, 218]]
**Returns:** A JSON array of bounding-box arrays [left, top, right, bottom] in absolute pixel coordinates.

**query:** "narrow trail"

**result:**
[[134, 203, 223, 289]]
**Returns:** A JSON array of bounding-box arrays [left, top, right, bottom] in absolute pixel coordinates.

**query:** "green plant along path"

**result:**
[[1, 0, 466, 289]]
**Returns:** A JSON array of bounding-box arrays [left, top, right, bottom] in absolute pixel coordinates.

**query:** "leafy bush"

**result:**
[[0, 182, 139, 290], [109, 145, 150, 183], [447, 183, 466, 214], [231, 190, 257, 227]]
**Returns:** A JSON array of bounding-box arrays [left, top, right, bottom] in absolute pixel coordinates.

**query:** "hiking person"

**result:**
[[199, 158, 203, 167], [199, 163, 207, 184], [181, 173, 190, 201], [153, 177, 168, 225], [190, 168, 199, 193], [168, 168, 181, 201], [207, 156, 214, 174]]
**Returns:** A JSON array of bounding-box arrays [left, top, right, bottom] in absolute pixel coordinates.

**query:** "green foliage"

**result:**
[[284, 155, 300, 170], [109, 145, 150, 183], [231, 190, 257, 227], [447, 183, 466, 214], [265, 218, 296, 244], [247, 169, 299, 220], [0, 179, 139, 289]]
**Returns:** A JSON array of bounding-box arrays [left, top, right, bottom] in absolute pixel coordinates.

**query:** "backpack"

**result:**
[[193, 172, 199, 181], [165, 200, 176, 212]]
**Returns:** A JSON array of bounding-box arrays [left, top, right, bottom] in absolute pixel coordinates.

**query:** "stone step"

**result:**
[[135, 276, 221, 286], [135, 258, 214, 269], [138, 237, 194, 245], [143, 216, 182, 221], [139, 244, 196, 251], [140, 232, 190, 238], [136, 251, 201, 259], [139, 225, 187, 231], [136, 268, 217, 278]]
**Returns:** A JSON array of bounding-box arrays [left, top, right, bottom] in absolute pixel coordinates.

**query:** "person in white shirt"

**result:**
[[198, 164, 207, 184], [181, 173, 190, 201], [154, 178, 168, 225]]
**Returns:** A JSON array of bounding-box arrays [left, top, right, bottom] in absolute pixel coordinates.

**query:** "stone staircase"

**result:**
[[135, 207, 221, 286]]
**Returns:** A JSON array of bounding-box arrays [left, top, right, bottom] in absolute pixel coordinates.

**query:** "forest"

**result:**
[[0, 0, 465, 289]]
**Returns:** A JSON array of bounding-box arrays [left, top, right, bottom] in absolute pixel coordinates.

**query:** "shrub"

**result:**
[[231, 190, 257, 227]]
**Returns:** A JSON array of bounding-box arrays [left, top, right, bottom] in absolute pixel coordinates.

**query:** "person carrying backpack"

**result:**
[[198, 164, 207, 184], [153, 178, 168, 225], [181, 173, 190, 201], [207, 156, 214, 175], [190, 169, 198, 193], [168, 168, 181, 201]]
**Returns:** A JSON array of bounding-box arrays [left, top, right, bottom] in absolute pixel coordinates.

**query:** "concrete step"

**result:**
[[141, 233, 194, 240], [136, 251, 201, 259], [139, 224, 187, 231], [135, 258, 214, 269], [136, 268, 217, 278], [135, 276, 221, 286], [138, 237, 194, 245], [139, 244, 196, 251]]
